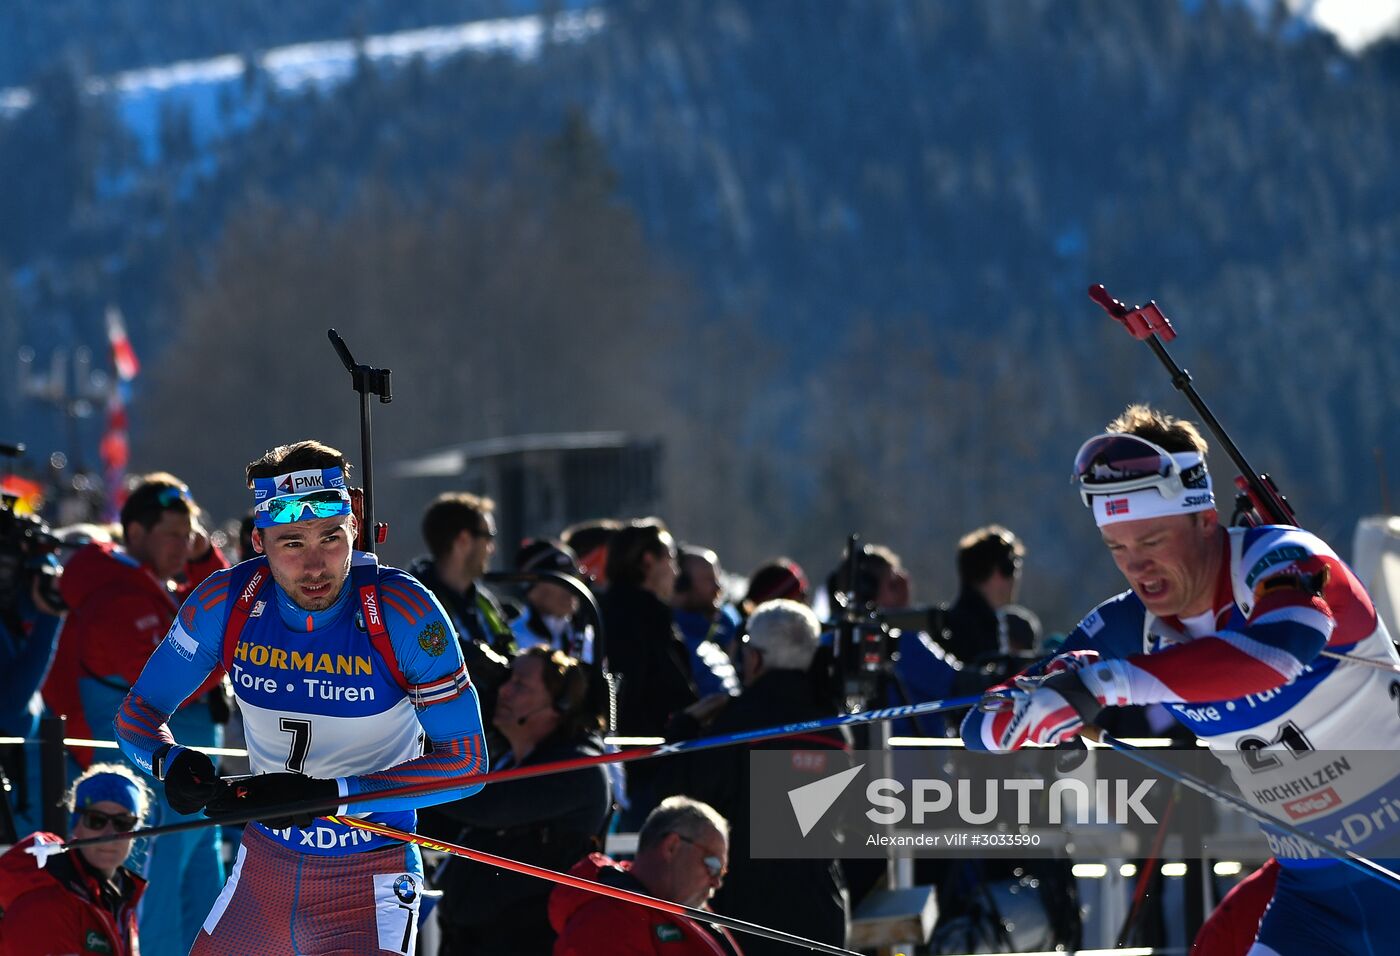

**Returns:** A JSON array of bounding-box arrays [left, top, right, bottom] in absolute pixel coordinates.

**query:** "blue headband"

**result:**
[[251, 466, 346, 504], [71, 772, 142, 827]]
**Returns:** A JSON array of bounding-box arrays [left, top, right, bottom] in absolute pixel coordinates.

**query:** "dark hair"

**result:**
[[560, 519, 622, 584], [237, 511, 258, 562], [676, 546, 718, 594], [957, 525, 1024, 585], [119, 473, 194, 536], [744, 558, 809, 607], [604, 518, 674, 589], [560, 520, 621, 557], [518, 645, 602, 739], [421, 492, 495, 559], [245, 440, 350, 486], [825, 544, 900, 607]]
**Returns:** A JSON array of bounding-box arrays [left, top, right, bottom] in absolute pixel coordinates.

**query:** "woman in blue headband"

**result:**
[[0, 763, 149, 954]]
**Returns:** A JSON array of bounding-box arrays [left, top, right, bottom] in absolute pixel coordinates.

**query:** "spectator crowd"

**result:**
[[0, 464, 1061, 955]]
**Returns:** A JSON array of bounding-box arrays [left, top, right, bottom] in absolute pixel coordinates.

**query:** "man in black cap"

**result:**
[[509, 538, 595, 663]]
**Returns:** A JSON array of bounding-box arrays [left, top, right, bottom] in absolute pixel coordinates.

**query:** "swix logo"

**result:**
[[1106, 498, 1131, 516], [1284, 786, 1341, 820], [360, 586, 381, 628], [240, 575, 262, 606]]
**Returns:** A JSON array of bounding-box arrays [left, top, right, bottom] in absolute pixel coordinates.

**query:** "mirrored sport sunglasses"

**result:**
[[676, 833, 725, 878], [155, 485, 192, 507], [259, 489, 353, 525], [79, 809, 139, 833], [1072, 433, 1187, 507]]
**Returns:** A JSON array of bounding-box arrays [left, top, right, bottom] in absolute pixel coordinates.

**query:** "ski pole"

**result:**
[[1091, 732, 1400, 892], [1087, 285, 1296, 526], [329, 816, 864, 955], [55, 692, 987, 851]]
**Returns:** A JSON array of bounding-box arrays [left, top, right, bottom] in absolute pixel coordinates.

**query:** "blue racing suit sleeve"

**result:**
[[114, 571, 228, 776], [337, 568, 488, 813]]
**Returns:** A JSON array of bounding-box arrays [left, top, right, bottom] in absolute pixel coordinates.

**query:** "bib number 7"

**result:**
[[280, 717, 312, 773]]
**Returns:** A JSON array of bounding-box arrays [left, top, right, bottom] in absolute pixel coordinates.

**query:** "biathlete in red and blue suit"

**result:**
[[114, 441, 488, 955], [961, 406, 1400, 956]]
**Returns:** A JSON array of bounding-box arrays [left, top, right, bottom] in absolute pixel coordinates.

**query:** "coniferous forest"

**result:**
[[3, 0, 1399, 629]]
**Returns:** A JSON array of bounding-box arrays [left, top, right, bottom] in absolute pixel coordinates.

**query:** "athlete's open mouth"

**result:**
[[301, 581, 332, 596]]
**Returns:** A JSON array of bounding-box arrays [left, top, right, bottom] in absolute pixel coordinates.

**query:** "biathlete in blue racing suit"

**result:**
[[114, 444, 488, 955]]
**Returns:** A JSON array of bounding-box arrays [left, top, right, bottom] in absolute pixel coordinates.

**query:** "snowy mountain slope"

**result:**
[[0, 8, 605, 161]]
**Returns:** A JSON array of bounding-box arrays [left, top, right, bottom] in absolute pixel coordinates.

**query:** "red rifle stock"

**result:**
[[1087, 284, 1297, 527]]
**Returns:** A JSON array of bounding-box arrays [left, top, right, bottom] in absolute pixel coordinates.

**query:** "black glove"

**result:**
[[156, 745, 221, 815], [203, 772, 340, 829]]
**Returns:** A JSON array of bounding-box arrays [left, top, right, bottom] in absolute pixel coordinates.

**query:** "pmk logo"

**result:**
[[360, 587, 381, 628], [293, 474, 325, 490], [1283, 787, 1341, 820]]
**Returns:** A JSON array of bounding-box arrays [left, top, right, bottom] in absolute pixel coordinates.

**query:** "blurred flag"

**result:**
[[100, 399, 129, 477], [105, 305, 139, 382], [101, 305, 138, 519], [0, 475, 45, 515]]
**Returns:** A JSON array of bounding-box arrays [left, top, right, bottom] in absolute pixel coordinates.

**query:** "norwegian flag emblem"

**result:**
[[1106, 498, 1131, 516]]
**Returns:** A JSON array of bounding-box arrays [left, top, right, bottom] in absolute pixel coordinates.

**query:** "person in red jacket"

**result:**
[[43, 474, 228, 767], [40, 474, 228, 956], [0, 763, 149, 956], [550, 796, 743, 956]]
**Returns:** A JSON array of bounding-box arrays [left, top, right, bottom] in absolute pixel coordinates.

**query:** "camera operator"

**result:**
[[41, 473, 228, 956], [0, 498, 65, 838], [827, 545, 962, 737]]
